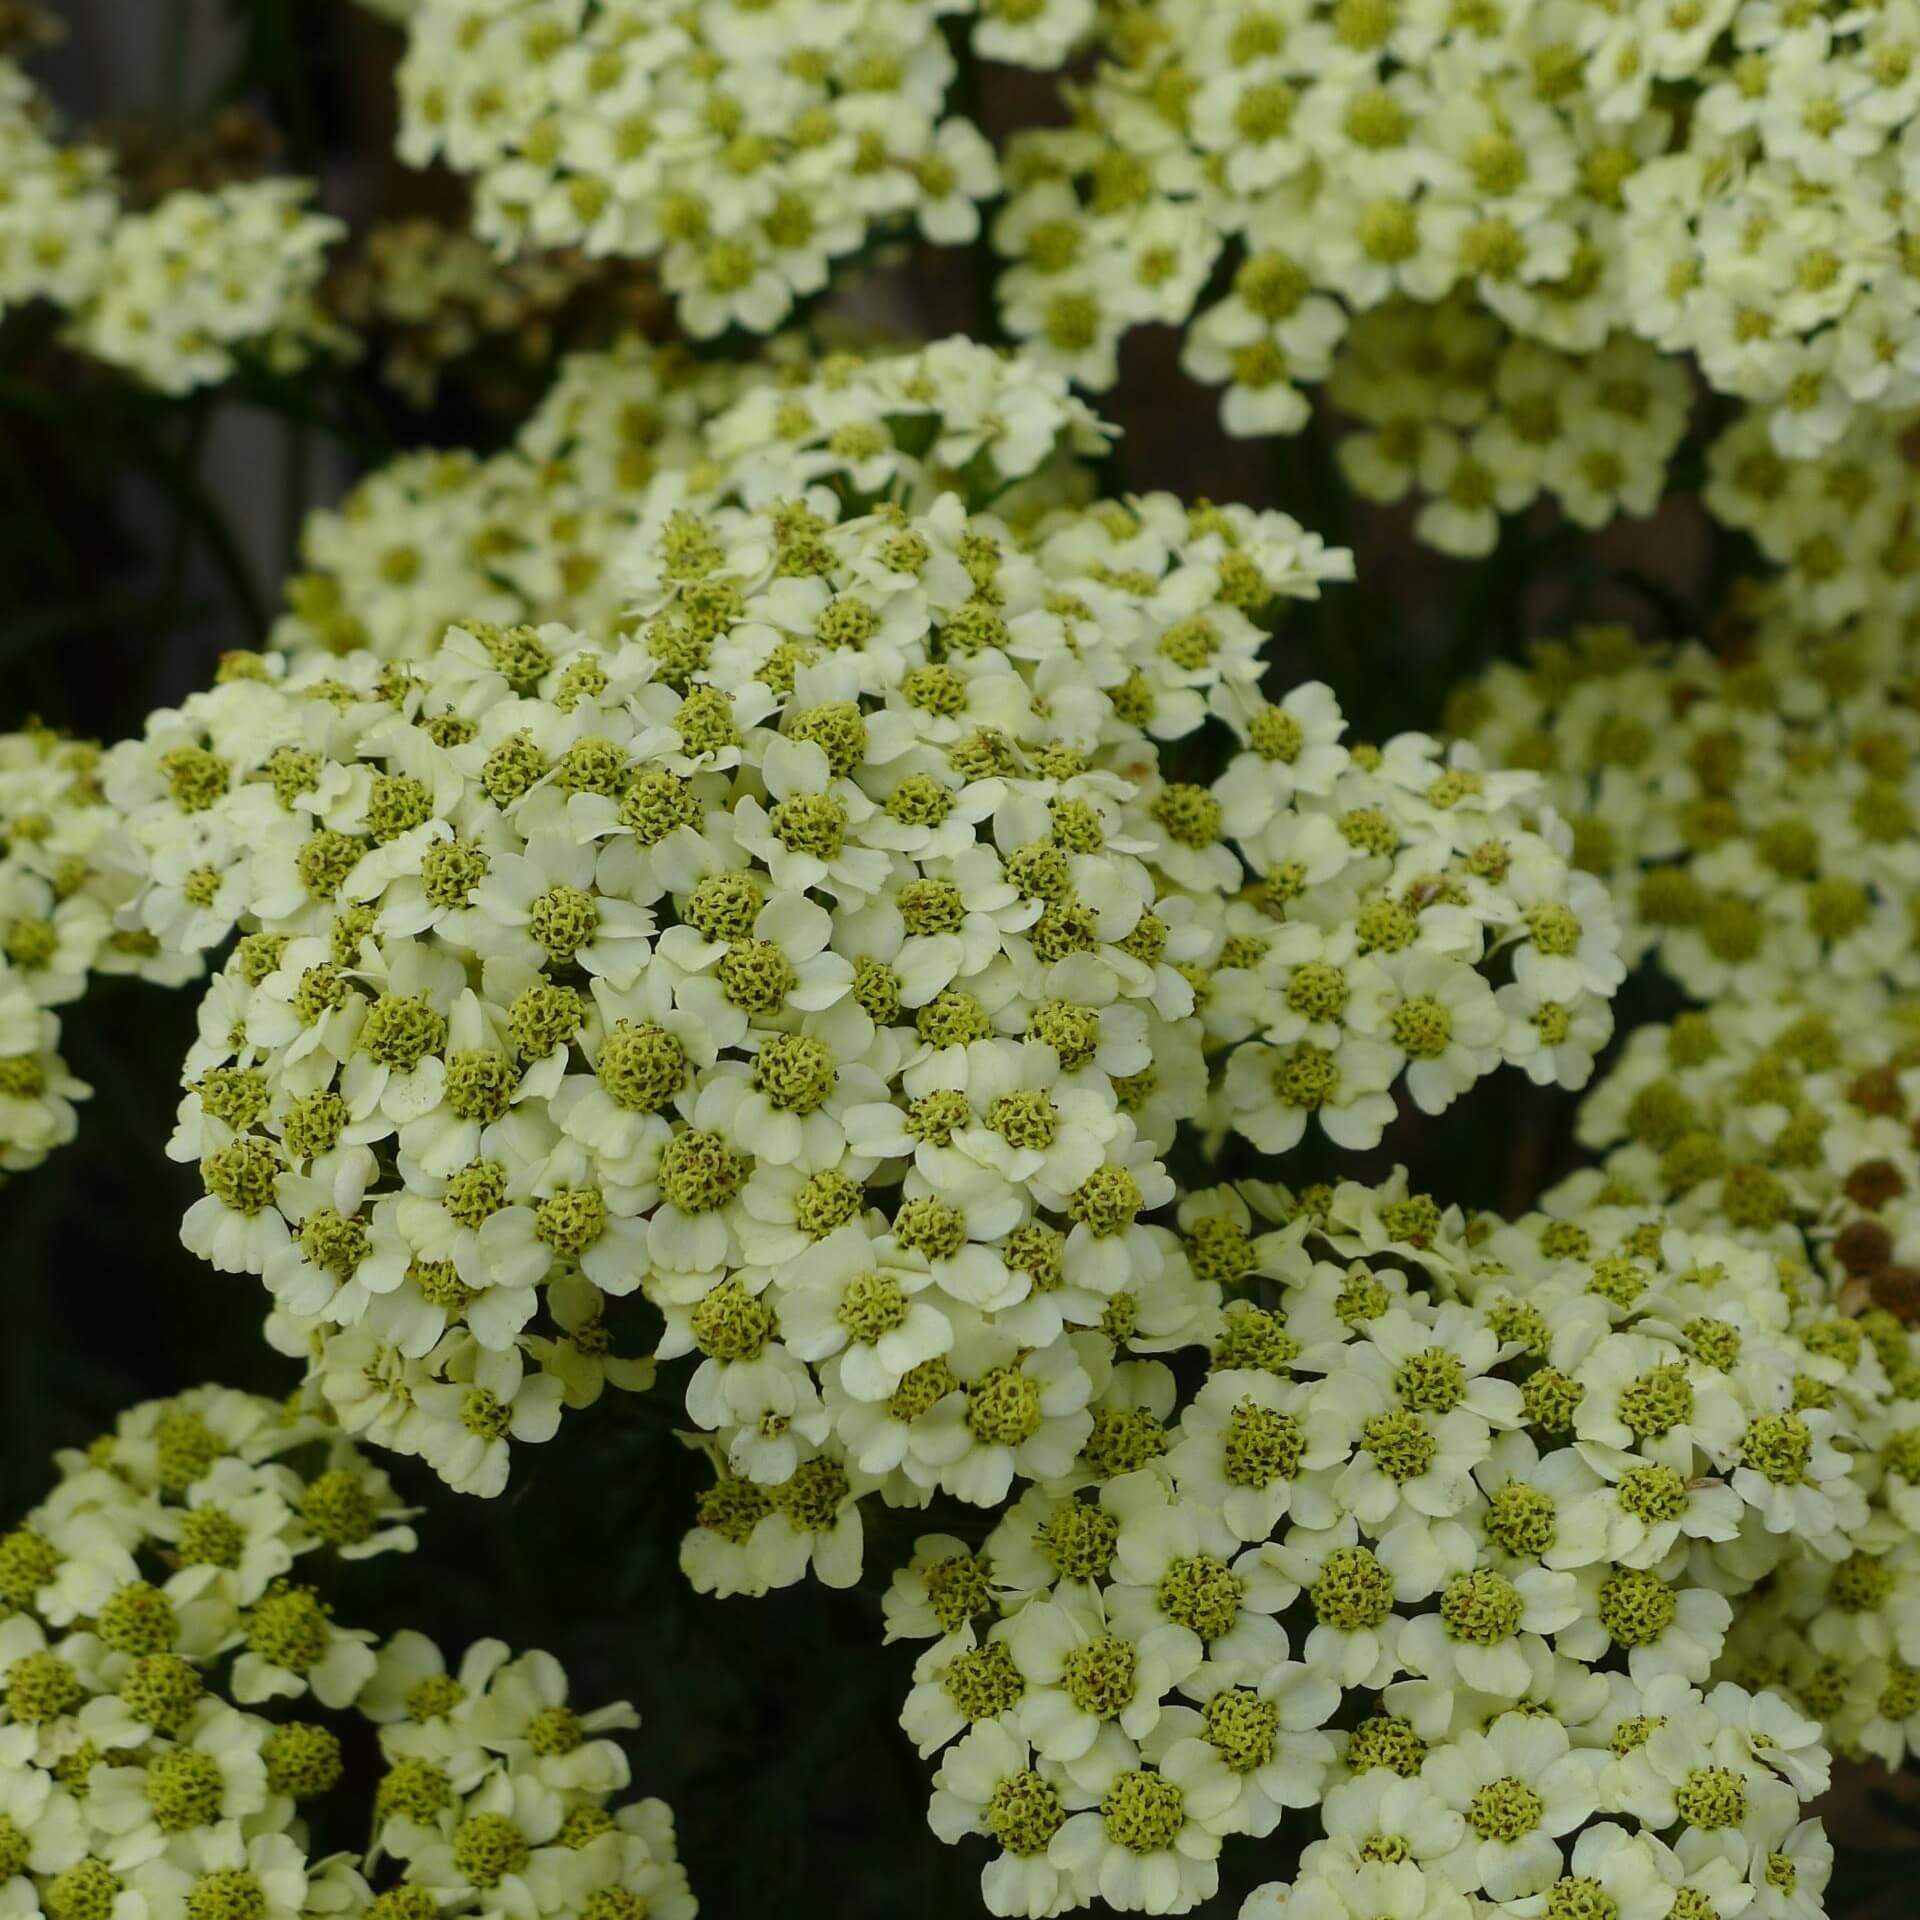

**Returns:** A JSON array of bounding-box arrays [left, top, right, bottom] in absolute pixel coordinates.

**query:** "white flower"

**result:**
[[1423, 1712, 1601, 1898]]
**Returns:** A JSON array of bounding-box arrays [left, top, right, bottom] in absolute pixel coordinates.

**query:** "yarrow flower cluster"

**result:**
[[0, 725, 199, 1172], [270, 335, 1109, 667], [61, 179, 347, 398], [25, 0, 1920, 1908], [883, 1177, 1858, 1916], [1448, 606, 1920, 1009], [1555, 988, 1920, 1772], [271, 336, 769, 666], [98, 463, 1617, 1503], [1704, 404, 1920, 629], [1477, 1163, 1920, 1787], [0, 59, 117, 318], [0, 56, 344, 394], [1328, 299, 1693, 559], [390, 0, 1090, 339], [983, 0, 1920, 462], [0, 1382, 693, 1920], [1568, 986, 1920, 1268]]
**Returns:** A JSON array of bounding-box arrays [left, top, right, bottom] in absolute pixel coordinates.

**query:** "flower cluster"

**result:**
[[0, 725, 199, 1172], [270, 338, 765, 666], [1567, 985, 1920, 1265], [664, 333, 1112, 521], [0, 59, 117, 320], [0, 55, 344, 394], [1447, 607, 1920, 1009], [0, 56, 341, 395], [888, 1178, 1855, 1916], [351, 1628, 695, 1920], [101, 477, 1611, 1502], [985, 0, 1920, 462], [390, 0, 1087, 339], [270, 335, 1108, 667], [1329, 300, 1693, 559], [64, 179, 347, 396], [1476, 1170, 1920, 1786], [0, 1382, 694, 1919], [1705, 405, 1920, 629], [0, 969, 85, 1175]]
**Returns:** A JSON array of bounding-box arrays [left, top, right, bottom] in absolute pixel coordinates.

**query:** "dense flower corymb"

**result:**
[[0, 1383, 694, 1920], [885, 1178, 1861, 1916], [391, 0, 1090, 337], [109, 467, 1609, 1503]]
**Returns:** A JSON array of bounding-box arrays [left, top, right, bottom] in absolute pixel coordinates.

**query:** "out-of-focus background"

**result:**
[[10, 8, 1909, 1917]]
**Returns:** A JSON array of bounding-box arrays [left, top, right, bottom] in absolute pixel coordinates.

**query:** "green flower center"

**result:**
[[147, 1748, 224, 1831], [97, 1580, 178, 1656], [940, 1640, 1025, 1722], [120, 1653, 203, 1734], [0, 1528, 60, 1606], [894, 1195, 966, 1261], [1202, 1687, 1279, 1772], [1099, 1770, 1186, 1855], [1485, 1481, 1557, 1557], [44, 1862, 122, 1920], [1361, 1408, 1436, 1481], [837, 1270, 908, 1344], [1470, 1776, 1544, 1841], [245, 1585, 331, 1673], [718, 939, 795, 1013], [1617, 1463, 1688, 1523], [1223, 1402, 1304, 1487], [261, 1722, 343, 1798], [452, 1812, 530, 1889], [1545, 1879, 1617, 1920], [1312, 1545, 1393, 1631], [966, 1366, 1043, 1446], [1062, 1634, 1138, 1718], [1346, 1714, 1426, 1776], [753, 1032, 836, 1113], [535, 1185, 608, 1255], [1522, 1366, 1584, 1431], [530, 884, 600, 964], [1675, 1765, 1748, 1830], [1440, 1568, 1523, 1644], [444, 1050, 518, 1122], [185, 1872, 266, 1920], [986, 1770, 1065, 1856], [690, 1279, 773, 1362], [1391, 997, 1453, 1058], [659, 1128, 744, 1213], [1069, 1166, 1144, 1237], [923, 1553, 994, 1633], [1618, 1364, 1694, 1439], [1156, 1552, 1242, 1639], [1742, 1411, 1813, 1486], [5, 1649, 83, 1723], [1596, 1567, 1677, 1648], [1394, 1347, 1467, 1412], [378, 1756, 452, 1823], [1038, 1502, 1118, 1582]]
